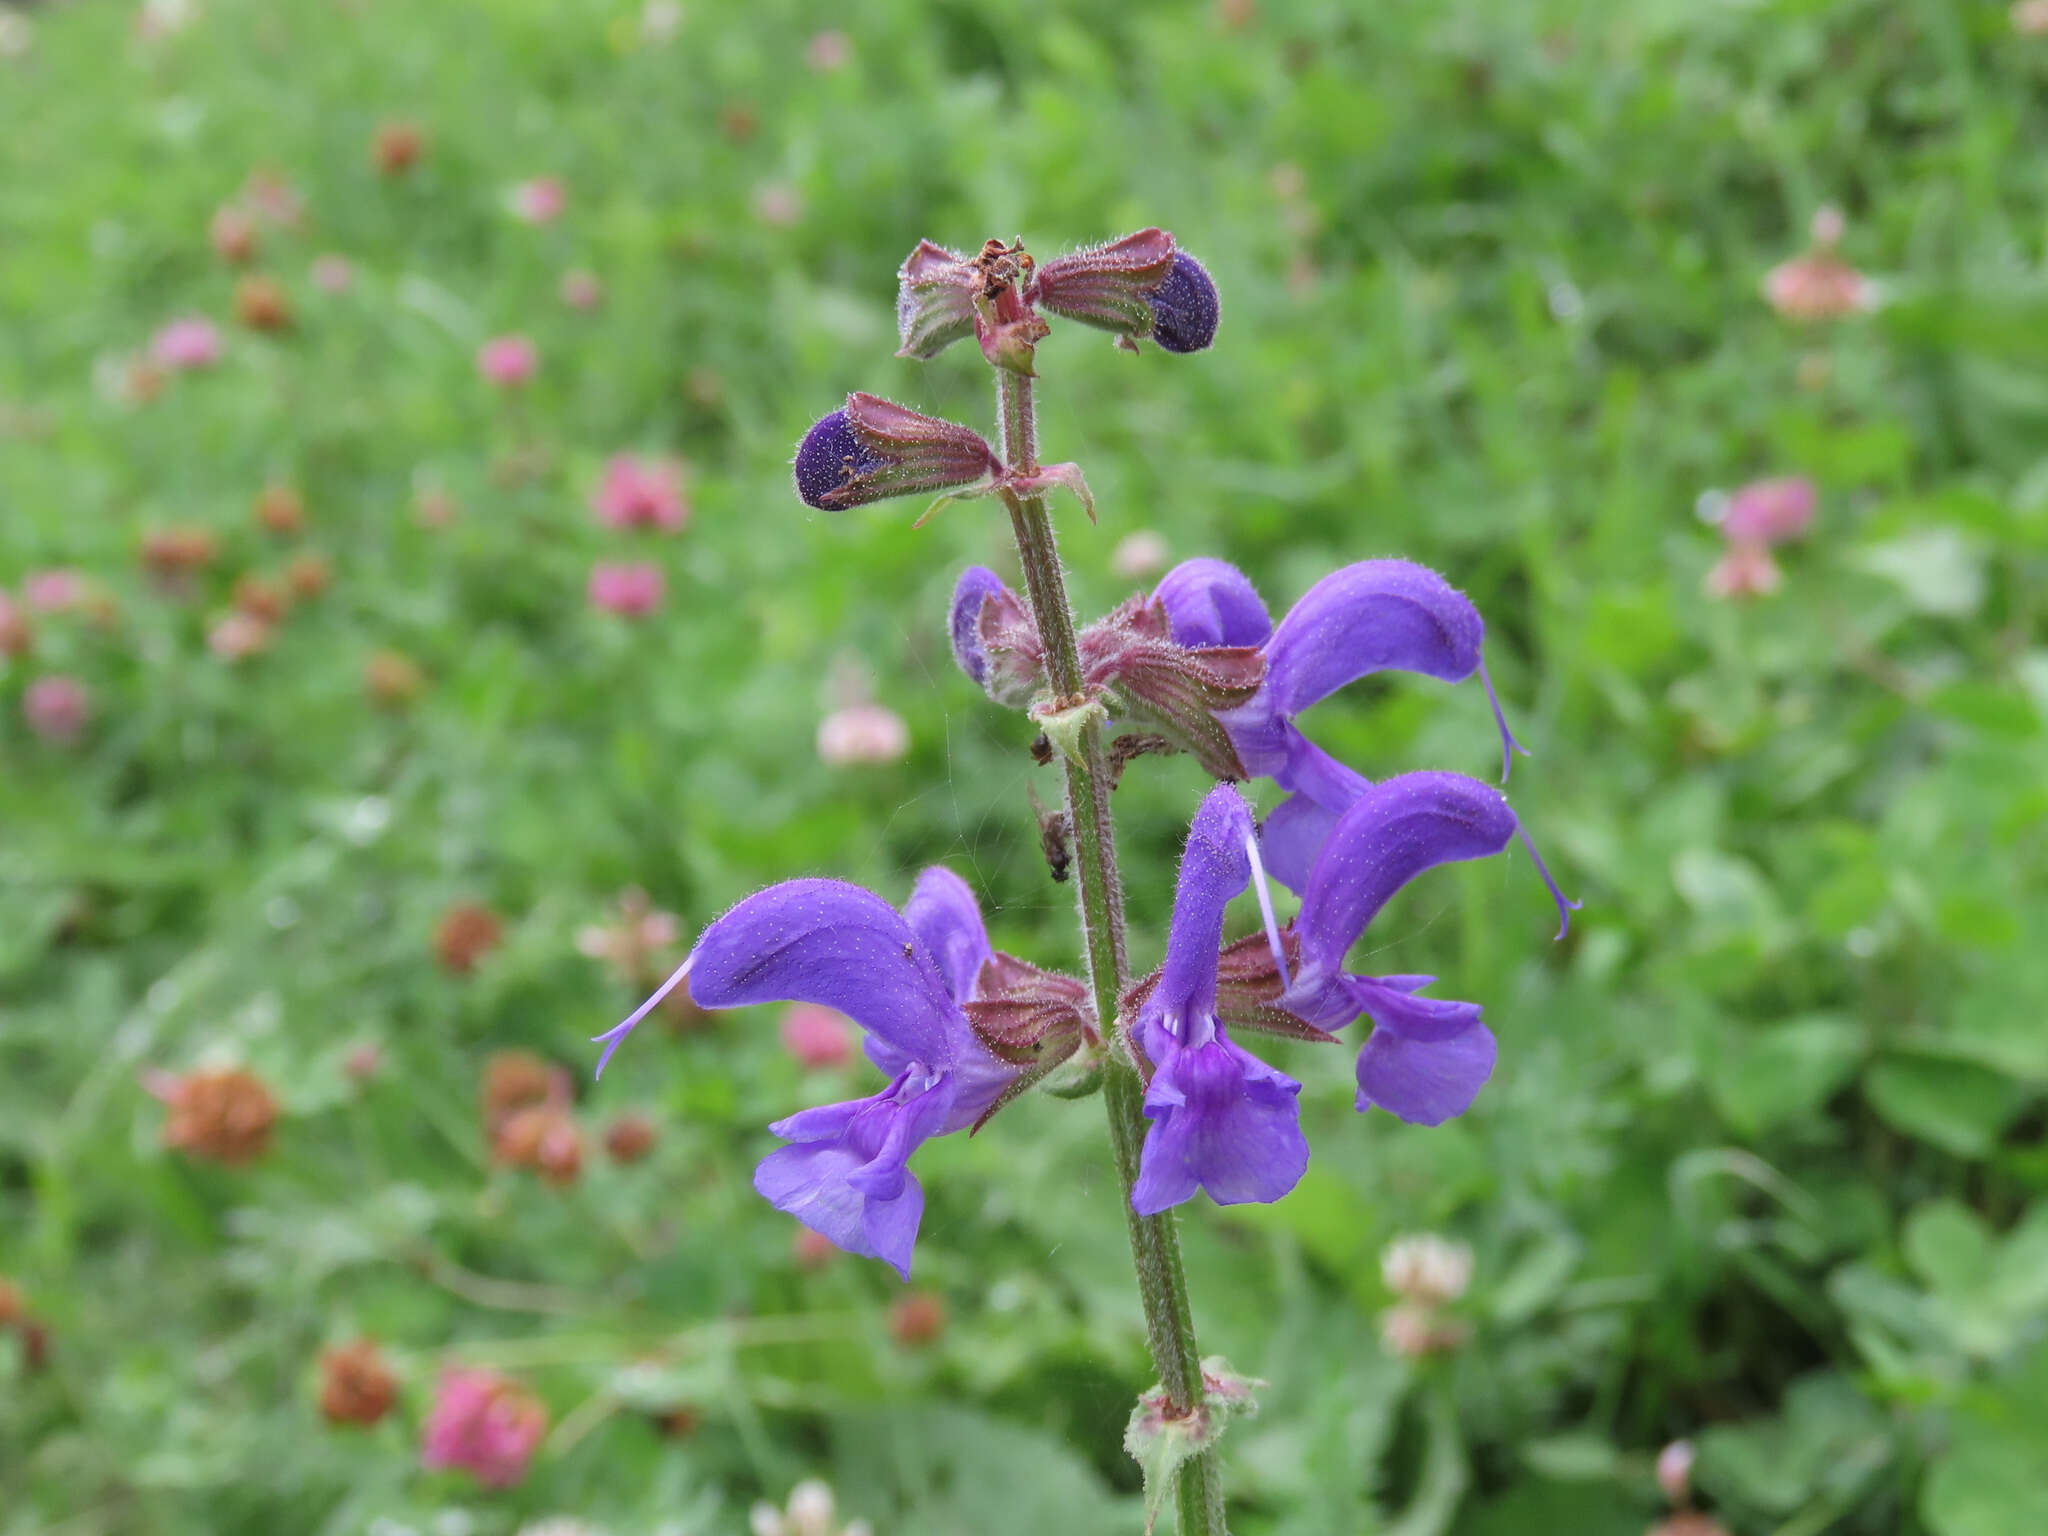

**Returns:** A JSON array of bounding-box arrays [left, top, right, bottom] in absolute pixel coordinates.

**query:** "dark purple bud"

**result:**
[[948, 565, 1043, 708], [1030, 228, 1178, 338], [792, 393, 998, 512], [895, 240, 979, 360], [1146, 252, 1220, 354]]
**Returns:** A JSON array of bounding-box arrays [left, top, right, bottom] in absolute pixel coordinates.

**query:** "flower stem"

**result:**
[[995, 368, 1227, 1535]]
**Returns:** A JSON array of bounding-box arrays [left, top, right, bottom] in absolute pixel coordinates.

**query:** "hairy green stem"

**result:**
[[995, 368, 1227, 1535]]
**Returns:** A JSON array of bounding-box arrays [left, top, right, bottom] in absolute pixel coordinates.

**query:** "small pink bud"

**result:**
[[1705, 543, 1782, 600], [815, 702, 909, 766], [420, 1368, 547, 1489], [0, 590, 30, 658], [559, 268, 604, 310], [779, 1003, 853, 1069], [1110, 530, 1170, 579], [311, 254, 353, 293], [591, 455, 687, 531], [151, 316, 222, 371], [792, 1225, 838, 1270], [752, 182, 802, 228], [208, 612, 272, 661], [23, 675, 90, 744], [1763, 251, 1875, 322], [509, 178, 566, 224], [806, 29, 851, 72], [476, 335, 538, 388], [587, 561, 665, 617], [1720, 476, 1815, 546], [2019, 0, 2048, 35], [1657, 1440, 1696, 1506], [23, 569, 86, 613], [210, 204, 258, 264]]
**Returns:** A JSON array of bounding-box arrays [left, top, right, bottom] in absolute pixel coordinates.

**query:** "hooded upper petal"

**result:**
[[1279, 773, 1519, 1026], [688, 878, 959, 1064], [902, 866, 992, 1006], [1149, 784, 1257, 1027], [1262, 560, 1485, 715], [948, 567, 1010, 688], [1153, 558, 1273, 651]]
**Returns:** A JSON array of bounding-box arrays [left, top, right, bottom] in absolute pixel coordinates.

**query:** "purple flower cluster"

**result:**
[[597, 228, 1576, 1280]]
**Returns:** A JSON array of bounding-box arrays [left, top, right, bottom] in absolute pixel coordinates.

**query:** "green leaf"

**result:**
[[1707, 1015, 1866, 1136], [1865, 1055, 2033, 1158]]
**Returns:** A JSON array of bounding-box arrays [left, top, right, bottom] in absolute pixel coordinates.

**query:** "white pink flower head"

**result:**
[[591, 454, 687, 531], [476, 335, 538, 388], [587, 561, 664, 617]]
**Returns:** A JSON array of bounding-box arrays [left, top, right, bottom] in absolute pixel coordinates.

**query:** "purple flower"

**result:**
[[792, 393, 998, 512], [1129, 784, 1309, 1214], [1153, 558, 1525, 889], [591, 870, 1014, 1279], [1276, 772, 1577, 1125]]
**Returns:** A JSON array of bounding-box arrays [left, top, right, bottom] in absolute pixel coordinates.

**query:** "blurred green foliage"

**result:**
[[5, 0, 2048, 1533]]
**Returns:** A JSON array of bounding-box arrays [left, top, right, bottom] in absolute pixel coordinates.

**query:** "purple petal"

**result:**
[[1355, 1021, 1496, 1125], [948, 566, 1008, 687], [1145, 251, 1221, 354], [689, 878, 959, 1064], [1150, 784, 1255, 1029], [755, 1142, 926, 1281], [1153, 558, 1272, 650], [1280, 773, 1518, 1021], [1259, 793, 1342, 895], [1133, 1035, 1306, 1213], [1263, 561, 1486, 716], [1346, 974, 1483, 1042], [753, 1071, 957, 1281], [902, 867, 992, 1005]]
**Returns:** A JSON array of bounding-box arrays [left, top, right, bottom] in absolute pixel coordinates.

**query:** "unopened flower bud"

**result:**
[[319, 1338, 399, 1427], [1031, 228, 1177, 337], [603, 1112, 657, 1164], [234, 274, 293, 332], [793, 394, 997, 512], [1031, 230, 1220, 353], [895, 241, 980, 360], [254, 483, 305, 535], [1657, 1439, 1696, 1506], [435, 901, 502, 974], [158, 1067, 279, 1164], [948, 565, 1043, 708], [890, 1291, 946, 1348]]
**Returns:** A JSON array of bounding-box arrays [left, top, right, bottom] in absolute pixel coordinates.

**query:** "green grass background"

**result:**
[[6, 1, 2048, 1532]]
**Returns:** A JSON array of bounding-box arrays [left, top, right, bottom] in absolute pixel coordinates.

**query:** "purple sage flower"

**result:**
[[1153, 558, 1525, 889], [1130, 783, 1309, 1215], [1276, 772, 1577, 1125], [591, 869, 1015, 1278], [793, 392, 998, 512]]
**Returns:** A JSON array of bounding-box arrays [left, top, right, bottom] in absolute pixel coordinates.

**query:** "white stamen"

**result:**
[[1244, 828, 1291, 990], [591, 954, 695, 1079]]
